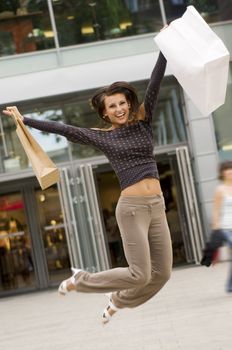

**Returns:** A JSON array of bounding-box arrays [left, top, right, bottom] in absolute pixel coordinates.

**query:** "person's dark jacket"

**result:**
[[201, 229, 226, 267]]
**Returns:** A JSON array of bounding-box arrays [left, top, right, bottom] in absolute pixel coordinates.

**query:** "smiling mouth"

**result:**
[[116, 113, 125, 119]]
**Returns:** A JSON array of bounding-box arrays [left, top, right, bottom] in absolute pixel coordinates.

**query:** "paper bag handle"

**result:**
[[10, 112, 24, 128]]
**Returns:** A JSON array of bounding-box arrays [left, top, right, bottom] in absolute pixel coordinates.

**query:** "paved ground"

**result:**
[[1, 262, 232, 350]]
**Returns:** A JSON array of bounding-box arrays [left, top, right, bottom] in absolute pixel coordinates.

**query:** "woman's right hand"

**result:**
[[2, 106, 24, 121]]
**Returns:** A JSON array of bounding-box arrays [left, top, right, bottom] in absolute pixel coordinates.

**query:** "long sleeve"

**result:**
[[23, 116, 95, 145], [144, 52, 167, 124]]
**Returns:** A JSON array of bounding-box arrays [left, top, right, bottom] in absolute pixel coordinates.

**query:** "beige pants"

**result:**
[[74, 194, 173, 309]]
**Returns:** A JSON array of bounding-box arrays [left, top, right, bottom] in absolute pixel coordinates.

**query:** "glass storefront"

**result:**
[[164, 1, 229, 24], [0, 180, 71, 294], [213, 64, 232, 161], [35, 186, 70, 283], [0, 0, 55, 56], [0, 75, 186, 174], [0, 191, 35, 291], [96, 162, 187, 267], [52, 0, 162, 46], [0, 143, 204, 296], [1, 1, 231, 58]]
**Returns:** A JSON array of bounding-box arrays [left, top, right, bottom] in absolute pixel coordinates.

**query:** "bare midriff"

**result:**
[[121, 178, 162, 197]]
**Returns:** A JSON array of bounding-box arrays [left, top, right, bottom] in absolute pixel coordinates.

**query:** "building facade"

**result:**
[[0, 0, 231, 296]]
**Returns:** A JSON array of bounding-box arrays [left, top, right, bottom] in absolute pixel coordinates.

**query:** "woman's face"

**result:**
[[103, 93, 130, 129]]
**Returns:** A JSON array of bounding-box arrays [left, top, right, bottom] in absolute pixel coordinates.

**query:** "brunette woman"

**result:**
[[3, 49, 172, 323]]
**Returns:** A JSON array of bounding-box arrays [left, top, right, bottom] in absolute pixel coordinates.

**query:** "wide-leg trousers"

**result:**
[[74, 194, 173, 309]]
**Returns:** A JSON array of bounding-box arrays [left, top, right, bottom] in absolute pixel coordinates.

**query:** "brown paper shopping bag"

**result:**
[[13, 115, 60, 190]]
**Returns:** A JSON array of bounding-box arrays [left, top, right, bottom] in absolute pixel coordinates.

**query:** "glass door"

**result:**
[[79, 163, 110, 271], [94, 166, 127, 268], [155, 155, 187, 265], [157, 147, 204, 265], [58, 164, 110, 272], [0, 192, 35, 292], [175, 146, 205, 263], [94, 160, 188, 267], [35, 185, 71, 284], [0, 180, 72, 295]]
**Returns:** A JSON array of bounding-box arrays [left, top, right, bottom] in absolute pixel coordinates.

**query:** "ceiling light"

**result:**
[[222, 144, 232, 151]]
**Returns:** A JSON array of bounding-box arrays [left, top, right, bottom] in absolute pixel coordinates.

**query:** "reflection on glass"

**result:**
[[187, 0, 219, 23], [0, 114, 32, 173], [0, 0, 55, 57], [24, 109, 69, 162], [0, 192, 35, 291], [63, 96, 103, 159], [0, 107, 69, 174], [213, 65, 232, 160], [164, 0, 232, 24], [52, 0, 162, 46], [96, 170, 127, 268], [157, 156, 186, 265], [36, 185, 70, 283], [163, 0, 187, 21], [0, 1, 231, 57]]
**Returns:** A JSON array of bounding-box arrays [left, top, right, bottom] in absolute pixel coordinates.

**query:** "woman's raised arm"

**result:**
[[144, 51, 167, 124]]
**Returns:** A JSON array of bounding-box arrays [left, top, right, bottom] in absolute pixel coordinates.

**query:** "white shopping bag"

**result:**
[[154, 6, 230, 116]]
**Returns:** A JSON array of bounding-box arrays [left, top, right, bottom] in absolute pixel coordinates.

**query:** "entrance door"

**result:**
[[57, 146, 204, 272], [0, 191, 35, 293], [157, 147, 204, 264], [156, 155, 188, 265], [58, 164, 110, 272], [95, 148, 204, 266], [0, 180, 71, 295], [95, 161, 188, 267], [94, 167, 127, 268], [175, 146, 204, 263], [35, 185, 71, 284]]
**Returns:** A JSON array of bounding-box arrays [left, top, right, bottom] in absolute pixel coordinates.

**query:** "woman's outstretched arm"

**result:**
[[2, 106, 96, 145]]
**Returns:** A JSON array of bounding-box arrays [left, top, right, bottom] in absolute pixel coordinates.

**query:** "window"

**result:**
[[1, 1, 232, 57], [163, 0, 232, 24], [0, 0, 55, 57], [52, 0, 162, 47]]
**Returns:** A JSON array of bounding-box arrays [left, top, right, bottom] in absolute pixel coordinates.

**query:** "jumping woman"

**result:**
[[3, 48, 172, 324]]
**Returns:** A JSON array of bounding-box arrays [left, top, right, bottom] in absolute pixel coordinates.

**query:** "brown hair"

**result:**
[[218, 160, 232, 180], [91, 81, 140, 123]]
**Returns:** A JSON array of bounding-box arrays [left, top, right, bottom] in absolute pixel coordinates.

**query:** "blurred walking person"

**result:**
[[212, 161, 232, 292]]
